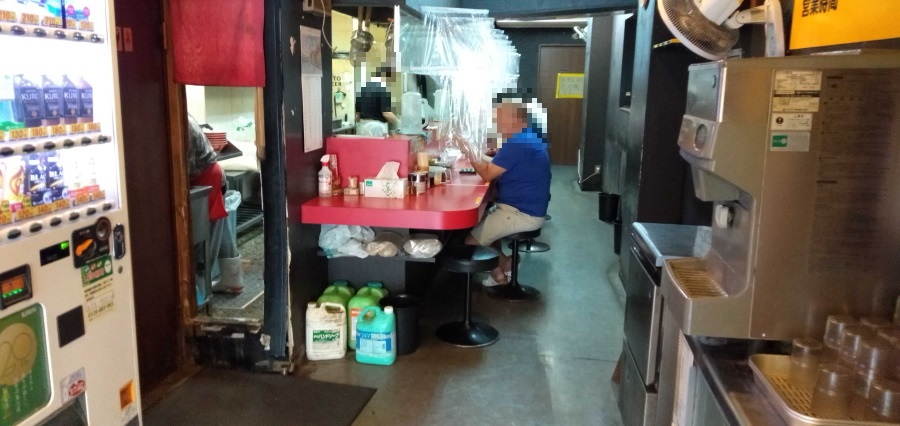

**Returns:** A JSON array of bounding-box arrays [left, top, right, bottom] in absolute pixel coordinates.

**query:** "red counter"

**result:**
[[301, 172, 489, 230]]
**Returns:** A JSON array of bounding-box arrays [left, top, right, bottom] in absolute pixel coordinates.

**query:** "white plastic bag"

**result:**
[[365, 231, 408, 257], [403, 233, 443, 258], [319, 225, 375, 258]]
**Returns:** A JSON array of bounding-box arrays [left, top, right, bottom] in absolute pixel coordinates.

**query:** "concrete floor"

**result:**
[[300, 166, 626, 425]]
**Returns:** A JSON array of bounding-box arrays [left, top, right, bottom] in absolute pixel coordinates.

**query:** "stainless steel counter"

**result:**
[[632, 223, 710, 267], [686, 337, 789, 426]]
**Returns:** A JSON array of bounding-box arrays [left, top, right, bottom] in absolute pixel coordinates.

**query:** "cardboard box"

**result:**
[[363, 178, 407, 199]]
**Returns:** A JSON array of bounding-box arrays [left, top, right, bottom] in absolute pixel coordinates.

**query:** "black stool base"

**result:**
[[436, 321, 499, 347], [508, 239, 550, 253], [487, 284, 541, 302]]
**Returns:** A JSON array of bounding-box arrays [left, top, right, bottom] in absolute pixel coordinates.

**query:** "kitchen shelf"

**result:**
[[317, 249, 437, 263], [235, 204, 263, 234]]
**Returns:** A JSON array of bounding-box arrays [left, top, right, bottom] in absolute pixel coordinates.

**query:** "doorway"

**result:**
[[538, 45, 586, 166]]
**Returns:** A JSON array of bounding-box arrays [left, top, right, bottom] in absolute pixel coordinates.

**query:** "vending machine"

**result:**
[[0, 1, 141, 425]]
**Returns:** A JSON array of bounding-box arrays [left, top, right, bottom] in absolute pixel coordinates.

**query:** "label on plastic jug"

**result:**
[[312, 328, 342, 349], [357, 331, 393, 354]]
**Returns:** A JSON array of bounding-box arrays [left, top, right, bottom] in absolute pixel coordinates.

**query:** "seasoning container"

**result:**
[[409, 172, 426, 196]]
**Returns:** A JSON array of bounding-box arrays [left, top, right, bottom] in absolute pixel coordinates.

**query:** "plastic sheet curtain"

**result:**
[[399, 7, 520, 155]]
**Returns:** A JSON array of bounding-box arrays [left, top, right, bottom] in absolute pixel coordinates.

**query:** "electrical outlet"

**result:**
[[594, 165, 602, 174]]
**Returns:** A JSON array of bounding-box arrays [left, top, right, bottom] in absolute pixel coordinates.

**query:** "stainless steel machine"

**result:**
[[662, 52, 900, 341], [617, 223, 709, 425]]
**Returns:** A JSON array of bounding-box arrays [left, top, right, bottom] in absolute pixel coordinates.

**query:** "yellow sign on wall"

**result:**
[[791, 0, 900, 50], [556, 73, 584, 99]]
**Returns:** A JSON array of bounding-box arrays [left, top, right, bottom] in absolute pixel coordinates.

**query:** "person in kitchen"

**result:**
[[459, 93, 551, 286], [187, 115, 243, 294], [355, 66, 400, 136]]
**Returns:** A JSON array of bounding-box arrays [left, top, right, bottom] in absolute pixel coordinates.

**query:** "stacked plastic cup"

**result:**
[[824, 315, 858, 363], [812, 363, 853, 419], [790, 338, 823, 391], [868, 379, 900, 422]]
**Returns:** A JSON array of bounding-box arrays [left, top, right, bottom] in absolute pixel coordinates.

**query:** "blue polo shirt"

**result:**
[[491, 128, 551, 217]]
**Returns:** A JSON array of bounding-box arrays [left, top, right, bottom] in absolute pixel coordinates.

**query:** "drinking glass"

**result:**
[[851, 369, 878, 420], [790, 338, 823, 390], [811, 363, 852, 420], [825, 315, 857, 348], [855, 338, 895, 377], [838, 325, 872, 368], [868, 379, 900, 422]]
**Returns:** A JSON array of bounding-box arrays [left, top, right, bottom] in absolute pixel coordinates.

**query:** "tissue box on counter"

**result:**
[[364, 178, 408, 199]]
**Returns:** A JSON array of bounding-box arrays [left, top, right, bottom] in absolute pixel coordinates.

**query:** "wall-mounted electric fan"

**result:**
[[658, 0, 785, 60]]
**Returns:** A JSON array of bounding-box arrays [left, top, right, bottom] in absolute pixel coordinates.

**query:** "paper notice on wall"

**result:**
[[302, 75, 323, 153], [81, 255, 115, 322], [773, 70, 822, 112], [299, 25, 323, 77]]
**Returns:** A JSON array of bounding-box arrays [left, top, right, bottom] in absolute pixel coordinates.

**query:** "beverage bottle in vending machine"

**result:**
[[13, 74, 44, 128], [45, 152, 65, 201], [42, 75, 63, 126], [0, 74, 18, 130], [61, 75, 81, 125], [77, 77, 93, 123]]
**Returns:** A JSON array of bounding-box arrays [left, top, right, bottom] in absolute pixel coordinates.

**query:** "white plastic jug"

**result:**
[[305, 302, 347, 361], [399, 92, 423, 134]]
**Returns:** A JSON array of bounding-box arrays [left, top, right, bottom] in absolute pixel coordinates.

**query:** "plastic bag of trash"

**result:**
[[319, 225, 375, 258], [365, 231, 408, 257], [403, 233, 442, 258]]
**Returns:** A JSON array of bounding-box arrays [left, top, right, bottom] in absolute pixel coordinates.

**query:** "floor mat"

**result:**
[[144, 368, 376, 426]]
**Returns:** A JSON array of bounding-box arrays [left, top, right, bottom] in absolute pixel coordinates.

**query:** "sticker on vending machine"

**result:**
[[60, 368, 86, 403]]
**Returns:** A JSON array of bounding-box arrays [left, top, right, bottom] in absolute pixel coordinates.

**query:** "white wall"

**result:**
[[185, 85, 257, 143]]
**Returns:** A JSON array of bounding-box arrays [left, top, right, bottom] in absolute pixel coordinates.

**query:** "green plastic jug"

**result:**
[[317, 280, 355, 308], [358, 281, 389, 301], [355, 306, 396, 366], [347, 291, 379, 350]]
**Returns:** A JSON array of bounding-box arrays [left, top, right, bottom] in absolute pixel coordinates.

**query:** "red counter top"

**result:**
[[301, 173, 489, 230]]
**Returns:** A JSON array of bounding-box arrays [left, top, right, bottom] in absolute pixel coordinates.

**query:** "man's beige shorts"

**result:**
[[470, 203, 545, 246]]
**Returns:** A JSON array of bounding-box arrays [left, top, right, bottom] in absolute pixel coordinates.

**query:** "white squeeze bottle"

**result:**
[[318, 154, 333, 197]]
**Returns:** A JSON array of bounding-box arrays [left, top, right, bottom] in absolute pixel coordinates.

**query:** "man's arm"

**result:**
[[471, 158, 505, 182], [382, 111, 399, 126]]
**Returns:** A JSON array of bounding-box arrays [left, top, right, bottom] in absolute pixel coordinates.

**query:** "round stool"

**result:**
[[508, 238, 550, 253], [490, 229, 542, 302], [436, 245, 501, 347]]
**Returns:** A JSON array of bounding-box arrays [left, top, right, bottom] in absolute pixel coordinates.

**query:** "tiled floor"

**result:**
[[301, 166, 626, 425]]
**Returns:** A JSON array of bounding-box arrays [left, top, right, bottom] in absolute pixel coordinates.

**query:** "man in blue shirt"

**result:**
[[461, 95, 551, 285]]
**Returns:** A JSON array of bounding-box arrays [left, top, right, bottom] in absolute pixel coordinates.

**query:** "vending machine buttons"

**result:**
[[86, 207, 96, 216], [28, 222, 42, 234], [50, 217, 62, 227], [62, 139, 76, 148], [102, 203, 113, 211], [69, 212, 80, 221], [80, 136, 92, 146], [54, 30, 66, 39], [7, 229, 22, 240]]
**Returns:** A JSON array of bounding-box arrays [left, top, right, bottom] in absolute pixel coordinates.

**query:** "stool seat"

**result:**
[[436, 245, 500, 348], [505, 229, 541, 241], [438, 246, 500, 274]]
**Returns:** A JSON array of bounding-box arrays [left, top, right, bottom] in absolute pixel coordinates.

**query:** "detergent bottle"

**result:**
[[317, 280, 355, 308], [305, 302, 347, 361], [355, 306, 396, 366]]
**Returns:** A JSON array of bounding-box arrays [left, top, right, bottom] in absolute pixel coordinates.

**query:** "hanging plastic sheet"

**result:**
[[399, 7, 520, 157]]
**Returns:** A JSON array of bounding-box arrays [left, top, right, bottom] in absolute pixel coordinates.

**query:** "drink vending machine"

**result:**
[[0, 1, 141, 425]]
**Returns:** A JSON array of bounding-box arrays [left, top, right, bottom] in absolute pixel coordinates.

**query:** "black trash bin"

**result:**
[[613, 219, 623, 255], [598, 193, 620, 223], [380, 294, 420, 355]]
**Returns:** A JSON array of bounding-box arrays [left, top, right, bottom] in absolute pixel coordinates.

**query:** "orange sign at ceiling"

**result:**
[[791, 0, 900, 49]]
